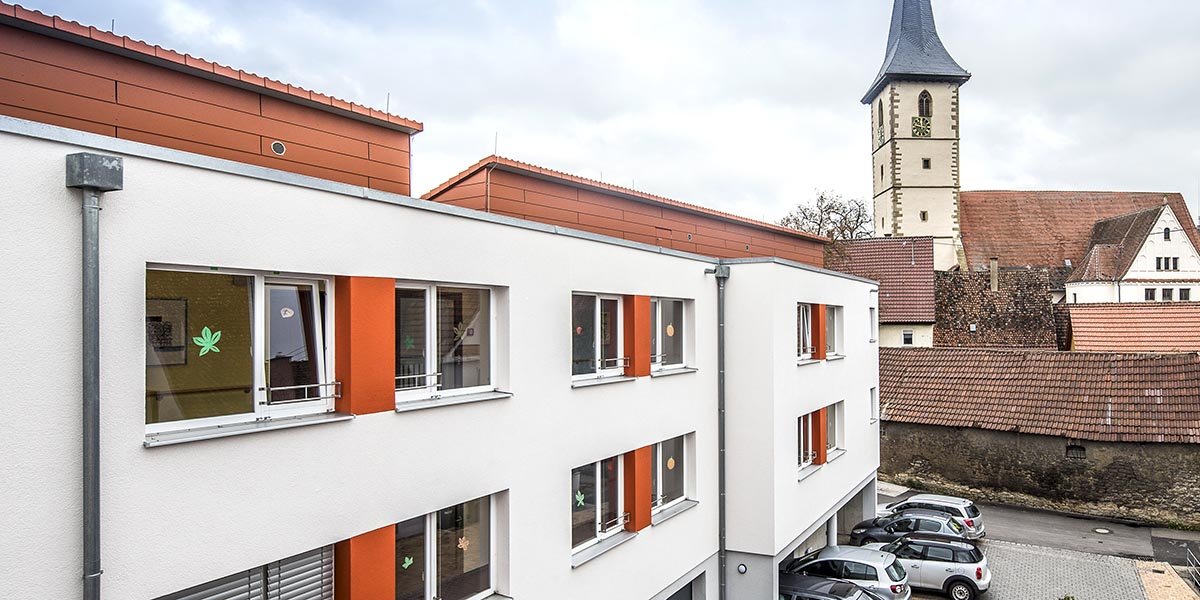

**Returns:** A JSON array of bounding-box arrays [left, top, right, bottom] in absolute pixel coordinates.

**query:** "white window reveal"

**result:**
[[798, 303, 814, 359], [870, 387, 879, 422], [571, 456, 626, 551], [572, 294, 626, 378], [651, 298, 686, 370], [798, 413, 815, 469], [145, 267, 337, 435], [651, 435, 687, 511], [826, 401, 845, 453], [826, 305, 844, 356], [396, 496, 494, 600], [395, 284, 494, 402]]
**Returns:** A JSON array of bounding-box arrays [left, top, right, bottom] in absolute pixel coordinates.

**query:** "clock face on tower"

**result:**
[[911, 116, 931, 138]]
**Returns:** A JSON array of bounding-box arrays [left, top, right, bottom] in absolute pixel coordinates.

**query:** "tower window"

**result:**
[[878, 100, 884, 125], [918, 90, 932, 118], [920, 211, 928, 222], [1164, 227, 1171, 241], [880, 165, 884, 180], [922, 158, 931, 169]]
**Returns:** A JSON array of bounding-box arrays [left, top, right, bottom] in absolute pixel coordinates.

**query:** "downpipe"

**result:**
[[705, 264, 731, 600]]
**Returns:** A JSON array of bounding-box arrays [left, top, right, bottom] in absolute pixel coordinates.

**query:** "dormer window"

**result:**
[[918, 90, 932, 118], [1164, 227, 1172, 241]]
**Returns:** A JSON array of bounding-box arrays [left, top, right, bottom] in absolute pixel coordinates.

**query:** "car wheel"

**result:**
[[946, 580, 976, 600], [860, 537, 877, 545]]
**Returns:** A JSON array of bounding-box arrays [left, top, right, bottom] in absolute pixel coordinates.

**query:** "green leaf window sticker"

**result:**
[[400, 556, 414, 570], [192, 326, 222, 356], [575, 490, 586, 507]]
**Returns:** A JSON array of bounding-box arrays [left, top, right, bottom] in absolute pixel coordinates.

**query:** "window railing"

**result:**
[[600, 512, 630, 535], [395, 371, 442, 391], [264, 381, 341, 405], [799, 448, 815, 467], [597, 356, 630, 370]]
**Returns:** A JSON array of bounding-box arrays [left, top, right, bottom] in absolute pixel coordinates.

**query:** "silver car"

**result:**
[[864, 535, 991, 600], [782, 546, 912, 600], [879, 494, 985, 539]]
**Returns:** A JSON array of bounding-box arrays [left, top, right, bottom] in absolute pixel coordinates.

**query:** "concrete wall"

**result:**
[[880, 422, 1200, 528], [879, 324, 933, 348]]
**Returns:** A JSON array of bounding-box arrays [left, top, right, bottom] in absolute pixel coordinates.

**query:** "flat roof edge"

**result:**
[[719, 256, 879, 286]]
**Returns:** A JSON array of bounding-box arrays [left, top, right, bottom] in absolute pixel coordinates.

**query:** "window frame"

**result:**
[[145, 265, 336, 436], [870, 387, 879, 422], [651, 435, 688, 513], [571, 457, 627, 552], [918, 90, 933, 118], [1182, 288, 1191, 301], [396, 496, 496, 600], [1164, 227, 1172, 241], [798, 413, 815, 469], [826, 402, 844, 452], [825, 305, 843, 356], [1163, 288, 1174, 301], [651, 297, 687, 371], [798, 303, 814, 360], [394, 281, 498, 403], [902, 329, 914, 346], [572, 293, 627, 380], [1145, 288, 1157, 301]]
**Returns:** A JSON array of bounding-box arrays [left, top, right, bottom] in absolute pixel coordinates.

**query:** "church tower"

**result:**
[[864, 0, 970, 270]]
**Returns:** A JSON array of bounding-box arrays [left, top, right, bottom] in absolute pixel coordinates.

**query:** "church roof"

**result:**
[[1066, 206, 1165, 283], [862, 0, 971, 103]]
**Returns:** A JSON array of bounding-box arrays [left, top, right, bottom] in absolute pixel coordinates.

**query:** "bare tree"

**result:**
[[779, 191, 874, 241]]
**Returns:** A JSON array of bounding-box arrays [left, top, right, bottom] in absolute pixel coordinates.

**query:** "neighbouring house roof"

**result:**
[[957, 191, 1198, 274], [0, 2, 422, 133], [861, 0, 970, 103], [880, 347, 1200, 444], [1067, 303, 1200, 352], [826, 237, 934, 323], [422, 155, 829, 245], [1067, 206, 1165, 283], [934, 269, 1057, 348]]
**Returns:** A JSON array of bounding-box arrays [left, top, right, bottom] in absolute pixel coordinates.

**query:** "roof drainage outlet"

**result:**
[[270, 141, 286, 156]]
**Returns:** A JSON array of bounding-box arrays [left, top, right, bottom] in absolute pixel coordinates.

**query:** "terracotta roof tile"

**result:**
[[827, 237, 934, 323], [0, 5, 423, 133], [881, 347, 1200, 443], [958, 191, 1198, 271], [1067, 206, 1165, 283], [422, 155, 829, 245], [1067, 302, 1200, 352]]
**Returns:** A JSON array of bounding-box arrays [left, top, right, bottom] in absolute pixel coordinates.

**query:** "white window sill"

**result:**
[[869, 338, 878, 343], [571, 530, 637, 568], [870, 418, 879, 425], [797, 463, 821, 482], [571, 375, 636, 389], [650, 367, 698, 378], [826, 354, 846, 361], [826, 448, 847, 463], [651, 498, 698, 526], [797, 358, 821, 367], [395, 390, 512, 413], [144, 411, 354, 447]]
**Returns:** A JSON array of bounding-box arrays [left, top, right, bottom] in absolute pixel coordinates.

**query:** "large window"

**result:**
[[396, 496, 493, 600], [571, 456, 625, 550], [651, 435, 687, 511], [395, 284, 492, 399], [826, 305, 843, 356], [918, 90, 932, 117], [146, 268, 335, 432], [826, 402, 844, 453], [572, 294, 625, 378], [797, 303, 814, 359], [155, 545, 333, 600], [798, 413, 816, 469], [651, 298, 686, 369]]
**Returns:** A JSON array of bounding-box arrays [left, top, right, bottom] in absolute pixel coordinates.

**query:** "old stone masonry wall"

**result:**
[[880, 422, 1200, 529]]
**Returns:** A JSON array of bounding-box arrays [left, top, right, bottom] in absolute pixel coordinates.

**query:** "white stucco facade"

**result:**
[[0, 118, 879, 600], [1065, 206, 1200, 304], [878, 324, 934, 347]]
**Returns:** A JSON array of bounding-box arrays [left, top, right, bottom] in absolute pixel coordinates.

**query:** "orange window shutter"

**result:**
[[813, 408, 828, 465], [623, 295, 652, 377], [334, 276, 397, 415], [334, 524, 396, 600], [624, 446, 653, 532], [812, 304, 827, 360]]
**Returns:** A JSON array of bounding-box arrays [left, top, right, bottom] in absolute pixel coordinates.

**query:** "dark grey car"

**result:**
[[779, 573, 887, 600], [849, 509, 966, 546]]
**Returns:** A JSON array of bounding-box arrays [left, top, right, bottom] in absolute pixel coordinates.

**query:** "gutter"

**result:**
[[705, 264, 731, 600], [66, 152, 123, 600]]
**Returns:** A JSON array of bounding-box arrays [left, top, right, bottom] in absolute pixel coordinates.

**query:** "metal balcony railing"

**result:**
[[264, 381, 341, 405]]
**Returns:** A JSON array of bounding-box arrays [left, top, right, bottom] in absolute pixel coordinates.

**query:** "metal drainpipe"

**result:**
[[66, 152, 124, 600], [706, 263, 731, 600]]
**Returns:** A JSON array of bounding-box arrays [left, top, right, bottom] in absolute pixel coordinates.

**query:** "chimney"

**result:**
[[989, 257, 999, 292]]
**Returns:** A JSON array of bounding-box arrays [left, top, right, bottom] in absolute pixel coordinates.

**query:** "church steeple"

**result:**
[[861, 0, 970, 104]]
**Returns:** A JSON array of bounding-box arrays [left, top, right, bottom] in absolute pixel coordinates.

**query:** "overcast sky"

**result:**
[[38, 0, 1200, 224]]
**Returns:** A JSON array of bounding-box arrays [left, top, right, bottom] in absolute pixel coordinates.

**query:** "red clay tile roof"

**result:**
[[958, 191, 1198, 272], [880, 347, 1200, 443], [0, 2, 422, 133], [1067, 206, 1164, 283], [826, 237, 934, 323], [1067, 302, 1200, 352], [422, 155, 829, 245]]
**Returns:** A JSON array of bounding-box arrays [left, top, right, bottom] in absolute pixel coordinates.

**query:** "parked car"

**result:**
[[863, 535, 991, 600], [878, 494, 986, 539], [781, 546, 911, 600], [849, 509, 966, 545], [778, 573, 888, 600]]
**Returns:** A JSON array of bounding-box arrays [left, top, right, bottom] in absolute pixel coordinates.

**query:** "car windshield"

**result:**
[[965, 504, 980, 518], [885, 558, 906, 582], [948, 518, 964, 534]]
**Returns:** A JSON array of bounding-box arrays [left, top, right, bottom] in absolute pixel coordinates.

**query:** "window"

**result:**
[[925, 546, 955, 563], [572, 294, 625, 378], [571, 456, 625, 550], [918, 90, 932, 118], [878, 100, 884, 126], [1156, 257, 1163, 271], [651, 435, 687, 511], [801, 560, 843, 579], [395, 496, 493, 600], [842, 561, 878, 581], [146, 268, 335, 433], [651, 298, 686, 369], [1173, 257, 1180, 271], [870, 387, 879, 422], [919, 211, 928, 222], [922, 158, 931, 169], [797, 303, 814, 359], [154, 545, 333, 600], [395, 284, 493, 398], [1164, 288, 1174, 301], [916, 519, 942, 533], [868, 307, 877, 341], [888, 518, 916, 533], [1065, 444, 1086, 460], [902, 329, 914, 346], [825, 306, 842, 355], [1182, 288, 1192, 301], [826, 402, 844, 453], [1165, 227, 1172, 241], [798, 413, 816, 468], [1146, 288, 1157, 301]]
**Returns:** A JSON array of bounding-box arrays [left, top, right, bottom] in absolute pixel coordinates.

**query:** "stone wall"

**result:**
[[880, 421, 1200, 528], [934, 269, 1056, 348]]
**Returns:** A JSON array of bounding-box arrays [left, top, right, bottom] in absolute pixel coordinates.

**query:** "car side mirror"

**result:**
[[883, 526, 894, 533]]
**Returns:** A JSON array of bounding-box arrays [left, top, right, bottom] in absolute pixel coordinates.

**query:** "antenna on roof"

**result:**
[[111, 19, 115, 32]]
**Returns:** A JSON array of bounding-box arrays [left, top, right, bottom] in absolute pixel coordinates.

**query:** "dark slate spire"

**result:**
[[861, 0, 970, 104]]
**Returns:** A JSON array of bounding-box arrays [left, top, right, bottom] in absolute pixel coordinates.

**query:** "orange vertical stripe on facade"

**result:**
[[813, 407, 829, 465], [334, 276, 396, 415], [811, 304, 828, 361], [624, 295, 652, 377], [624, 446, 653, 532], [334, 524, 396, 600]]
